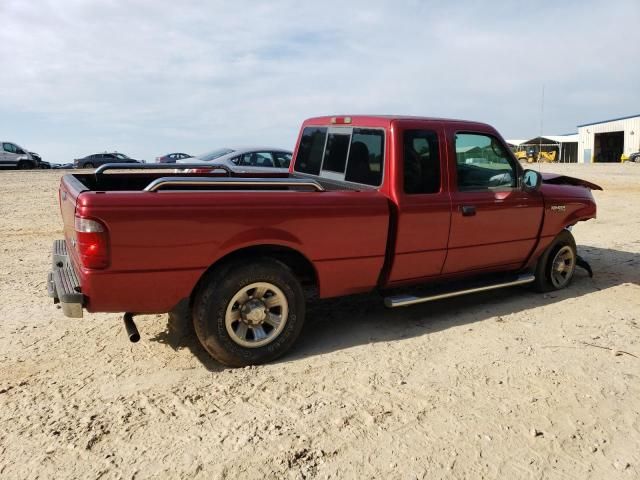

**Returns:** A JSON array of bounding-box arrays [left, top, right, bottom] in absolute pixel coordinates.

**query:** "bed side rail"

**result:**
[[143, 176, 325, 192], [94, 163, 232, 175]]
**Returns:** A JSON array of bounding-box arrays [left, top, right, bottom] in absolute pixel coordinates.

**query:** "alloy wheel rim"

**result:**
[[550, 245, 576, 288], [225, 282, 288, 348]]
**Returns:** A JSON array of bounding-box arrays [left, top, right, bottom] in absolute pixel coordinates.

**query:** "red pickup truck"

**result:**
[[48, 115, 601, 366]]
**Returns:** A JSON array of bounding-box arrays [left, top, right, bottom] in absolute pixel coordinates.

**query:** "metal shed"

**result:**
[[512, 134, 578, 163], [577, 114, 640, 163]]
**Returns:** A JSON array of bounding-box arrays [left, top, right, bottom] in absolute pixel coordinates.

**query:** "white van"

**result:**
[[0, 141, 35, 169]]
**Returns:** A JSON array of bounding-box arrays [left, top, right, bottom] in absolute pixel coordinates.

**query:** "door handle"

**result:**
[[460, 205, 476, 216]]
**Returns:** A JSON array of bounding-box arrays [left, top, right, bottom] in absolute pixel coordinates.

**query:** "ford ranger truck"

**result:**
[[48, 115, 601, 367]]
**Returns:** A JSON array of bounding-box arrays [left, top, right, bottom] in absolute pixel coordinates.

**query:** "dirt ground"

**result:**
[[0, 164, 638, 479]]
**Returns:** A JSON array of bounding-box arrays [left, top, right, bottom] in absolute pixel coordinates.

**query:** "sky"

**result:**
[[1, 0, 638, 164]]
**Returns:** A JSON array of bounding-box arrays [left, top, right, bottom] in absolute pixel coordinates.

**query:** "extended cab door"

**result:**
[[387, 124, 452, 284], [442, 128, 544, 274]]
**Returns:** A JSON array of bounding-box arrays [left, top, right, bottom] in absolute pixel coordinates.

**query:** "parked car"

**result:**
[[176, 147, 292, 173], [156, 152, 192, 164], [54, 163, 74, 169], [74, 152, 141, 169], [628, 151, 640, 163], [28, 152, 52, 169], [48, 114, 601, 367], [0, 141, 36, 169]]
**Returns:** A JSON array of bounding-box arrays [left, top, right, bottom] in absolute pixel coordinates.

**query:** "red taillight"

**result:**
[[74, 217, 109, 269]]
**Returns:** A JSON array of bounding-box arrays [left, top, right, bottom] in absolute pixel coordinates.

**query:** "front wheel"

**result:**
[[533, 230, 577, 292], [193, 258, 305, 367], [17, 161, 33, 170]]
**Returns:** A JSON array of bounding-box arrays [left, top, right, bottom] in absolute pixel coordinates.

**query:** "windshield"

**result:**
[[197, 148, 234, 162], [114, 153, 130, 159]]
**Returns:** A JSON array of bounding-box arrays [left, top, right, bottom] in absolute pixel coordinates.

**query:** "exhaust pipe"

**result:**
[[123, 312, 140, 343]]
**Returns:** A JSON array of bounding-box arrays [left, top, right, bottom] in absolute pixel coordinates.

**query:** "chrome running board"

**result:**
[[384, 273, 535, 308]]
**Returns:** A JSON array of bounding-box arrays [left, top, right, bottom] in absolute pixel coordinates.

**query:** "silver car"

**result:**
[[0, 141, 36, 169], [176, 147, 292, 173]]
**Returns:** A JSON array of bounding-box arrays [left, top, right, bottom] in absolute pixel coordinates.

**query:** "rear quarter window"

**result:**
[[294, 126, 384, 187]]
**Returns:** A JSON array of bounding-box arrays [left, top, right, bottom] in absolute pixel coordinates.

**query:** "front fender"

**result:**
[[541, 173, 603, 191]]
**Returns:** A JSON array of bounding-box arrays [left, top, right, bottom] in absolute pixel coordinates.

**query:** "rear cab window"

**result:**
[[294, 126, 384, 187]]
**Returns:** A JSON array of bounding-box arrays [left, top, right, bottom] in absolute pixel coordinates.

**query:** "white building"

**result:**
[[577, 114, 640, 163]]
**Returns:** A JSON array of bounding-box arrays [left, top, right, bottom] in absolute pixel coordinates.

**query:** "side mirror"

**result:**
[[522, 169, 542, 192]]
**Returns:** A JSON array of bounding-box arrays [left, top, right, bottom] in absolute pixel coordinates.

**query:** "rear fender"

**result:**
[[193, 239, 319, 304], [217, 227, 304, 255]]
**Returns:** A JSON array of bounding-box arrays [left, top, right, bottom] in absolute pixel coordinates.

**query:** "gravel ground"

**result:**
[[0, 164, 639, 479]]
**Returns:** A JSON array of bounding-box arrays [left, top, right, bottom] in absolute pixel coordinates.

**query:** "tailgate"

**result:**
[[59, 174, 88, 252]]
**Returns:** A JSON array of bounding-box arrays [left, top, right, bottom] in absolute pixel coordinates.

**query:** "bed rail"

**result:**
[[143, 176, 325, 192], [94, 163, 232, 175]]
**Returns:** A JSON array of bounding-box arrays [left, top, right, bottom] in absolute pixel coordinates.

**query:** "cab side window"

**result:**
[[403, 130, 441, 194], [3, 143, 17, 154], [238, 152, 275, 167], [455, 133, 516, 191]]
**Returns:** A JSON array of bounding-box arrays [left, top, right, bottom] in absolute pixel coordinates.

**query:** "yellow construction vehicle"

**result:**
[[537, 150, 557, 162], [514, 150, 528, 162], [513, 148, 556, 163]]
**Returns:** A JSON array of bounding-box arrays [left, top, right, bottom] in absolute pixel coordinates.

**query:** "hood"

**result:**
[[541, 173, 603, 191]]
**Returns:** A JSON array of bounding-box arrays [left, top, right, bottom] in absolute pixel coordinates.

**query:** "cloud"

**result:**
[[0, 0, 638, 162]]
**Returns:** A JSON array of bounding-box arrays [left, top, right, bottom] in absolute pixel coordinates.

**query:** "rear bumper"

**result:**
[[48, 240, 84, 318]]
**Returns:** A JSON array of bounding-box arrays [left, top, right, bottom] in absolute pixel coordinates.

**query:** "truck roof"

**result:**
[[303, 115, 492, 129]]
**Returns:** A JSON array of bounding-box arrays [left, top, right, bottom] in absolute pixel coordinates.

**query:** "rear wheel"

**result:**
[[83, 162, 94, 169], [17, 161, 33, 170], [193, 258, 305, 367], [533, 230, 577, 292]]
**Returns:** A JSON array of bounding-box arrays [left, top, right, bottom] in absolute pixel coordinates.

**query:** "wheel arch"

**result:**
[[17, 159, 35, 169], [191, 244, 319, 304]]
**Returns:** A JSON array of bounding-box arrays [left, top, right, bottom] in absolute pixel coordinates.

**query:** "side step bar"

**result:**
[[384, 273, 535, 308]]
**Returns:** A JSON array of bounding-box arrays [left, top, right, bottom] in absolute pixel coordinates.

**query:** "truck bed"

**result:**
[[68, 171, 366, 193], [59, 170, 390, 313]]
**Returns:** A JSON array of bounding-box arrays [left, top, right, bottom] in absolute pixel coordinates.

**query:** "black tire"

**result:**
[[533, 230, 577, 292], [83, 162, 94, 169], [17, 161, 34, 170], [193, 258, 306, 367]]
